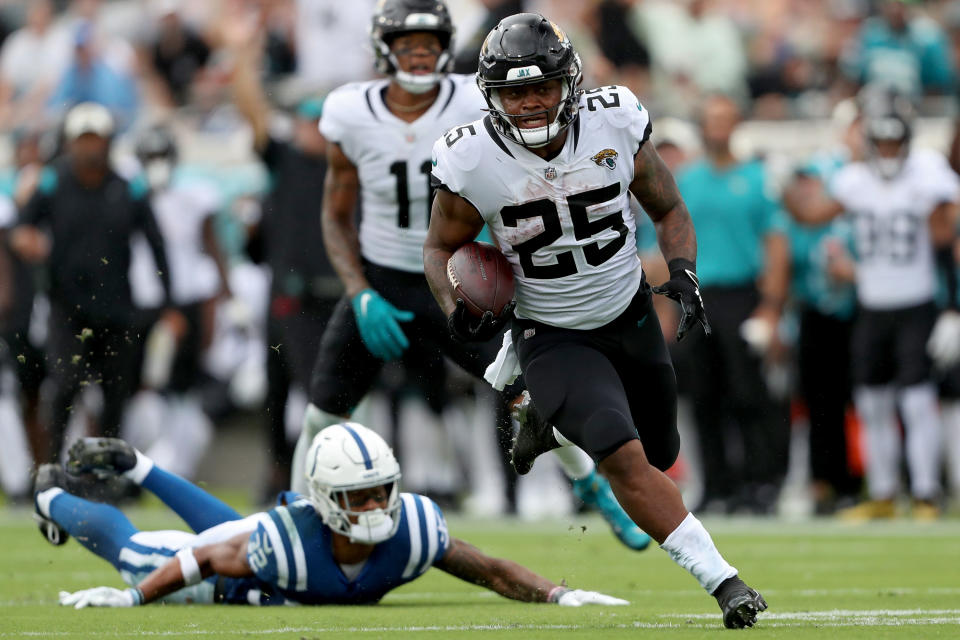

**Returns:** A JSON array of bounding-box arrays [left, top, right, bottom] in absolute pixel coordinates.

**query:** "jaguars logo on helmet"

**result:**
[[370, 0, 455, 95], [477, 13, 583, 148]]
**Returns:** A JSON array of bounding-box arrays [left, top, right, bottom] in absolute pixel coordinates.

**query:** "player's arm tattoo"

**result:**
[[135, 533, 253, 604], [322, 143, 368, 298], [435, 538, 556, 602], [423, 190, 485, 315], [629, 144, 697, 265]]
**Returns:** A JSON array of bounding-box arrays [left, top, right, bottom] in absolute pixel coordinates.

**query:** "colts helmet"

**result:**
[[477, 13, 583, 148], [135, 125, 178, 190], [858, 84, 914, 180], [370, 0, 455, 94], [305, 422, 402, 544]]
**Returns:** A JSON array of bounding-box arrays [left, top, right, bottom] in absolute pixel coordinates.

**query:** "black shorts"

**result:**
[[511, 281, 679, 466], [309, 261, 503, 415], [851, 302, 937, 387]]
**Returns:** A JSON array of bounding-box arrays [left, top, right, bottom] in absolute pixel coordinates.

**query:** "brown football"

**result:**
[[447, 242, 515, 317]]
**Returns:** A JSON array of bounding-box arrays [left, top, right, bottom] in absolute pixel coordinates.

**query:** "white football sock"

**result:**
[[941, 400, 960, 494], [291, 404, 343, 494], [854, 386, 900, 500], [0, 394, 32, 496], [124, 450, 155, 485], [36, 487, 64, 519], [898, 383, 942, 500], [660, 512, 738, 593], [551, 445, 594, 481]]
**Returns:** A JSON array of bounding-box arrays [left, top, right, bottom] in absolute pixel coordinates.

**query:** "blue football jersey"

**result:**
[[242, 493, 449, 605]]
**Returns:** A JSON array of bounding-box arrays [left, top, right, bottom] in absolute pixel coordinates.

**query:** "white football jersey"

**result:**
[[830, 149, 960, 310], [431, 85, 651, 329], [321, 74, 486, 273], [130, 177, 222, 307]]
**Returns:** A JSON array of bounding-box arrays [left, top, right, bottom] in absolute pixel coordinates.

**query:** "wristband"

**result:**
[[127, 587, 144, 606], [547, 586, 569, 603], [176, 548, 202, 586], [666, 258, 696, 279]]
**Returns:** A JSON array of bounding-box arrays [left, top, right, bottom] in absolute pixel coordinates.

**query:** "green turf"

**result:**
[[1, 505, 959, 638]]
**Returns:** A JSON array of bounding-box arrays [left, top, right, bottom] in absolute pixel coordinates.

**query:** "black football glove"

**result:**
[[651, 258, 712, 342], [448, 298, 515, 343]]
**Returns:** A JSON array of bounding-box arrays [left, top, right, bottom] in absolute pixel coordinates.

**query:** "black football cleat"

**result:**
[[509, 390, 561, 475], [33, 464, 69, 546], [66, 437, 137, 478], [713, 575, 768, 629]]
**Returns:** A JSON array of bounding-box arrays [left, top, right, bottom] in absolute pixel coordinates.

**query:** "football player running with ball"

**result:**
[[39, 432, 624, 608], [294, 0, 650, 550], [424, 14, 767, 629]]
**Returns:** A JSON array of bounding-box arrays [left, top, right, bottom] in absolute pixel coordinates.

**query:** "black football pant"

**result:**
[[45, 302, 142, 462], [676, 285, 789, 509], [797, 306, 859, 498]]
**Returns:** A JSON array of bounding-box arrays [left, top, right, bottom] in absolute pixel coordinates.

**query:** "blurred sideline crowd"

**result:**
[[2, 0, 960, 521]]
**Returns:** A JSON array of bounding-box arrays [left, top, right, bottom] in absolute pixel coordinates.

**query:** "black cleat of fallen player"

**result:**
[[33, 464, 69, 546], [66, 437, 137, 478], [509, 390, 561, 475], [712, 575, 768, 629]]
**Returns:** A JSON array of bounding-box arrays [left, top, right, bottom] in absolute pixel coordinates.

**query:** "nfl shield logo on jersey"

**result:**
[[591, 149, 618, 170], [544, 166, 557, 181]]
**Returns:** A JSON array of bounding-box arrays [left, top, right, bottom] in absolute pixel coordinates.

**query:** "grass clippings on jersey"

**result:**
[[1, 505, 959, 639]]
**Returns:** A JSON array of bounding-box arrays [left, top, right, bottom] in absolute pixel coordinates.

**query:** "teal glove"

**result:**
[[351, 289, 415, 361]]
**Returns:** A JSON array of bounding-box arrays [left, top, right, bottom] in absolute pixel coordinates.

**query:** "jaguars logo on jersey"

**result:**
[[591, 149, 619, 170]]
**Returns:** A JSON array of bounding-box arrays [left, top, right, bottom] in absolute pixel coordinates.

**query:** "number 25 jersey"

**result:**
[[321, 74, 486, 273], [431, 85, 652, 329]]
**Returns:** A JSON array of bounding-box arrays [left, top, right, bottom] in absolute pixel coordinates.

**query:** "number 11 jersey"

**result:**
[[431, 85, 652, 329], [321, 74, 486, 273]]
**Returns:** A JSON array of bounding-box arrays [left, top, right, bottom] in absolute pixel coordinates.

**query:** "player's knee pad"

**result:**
[[576, 407, 638, 463]]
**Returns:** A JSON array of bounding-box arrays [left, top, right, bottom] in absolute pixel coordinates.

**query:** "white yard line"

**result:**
[[3, 609, 959, 636]]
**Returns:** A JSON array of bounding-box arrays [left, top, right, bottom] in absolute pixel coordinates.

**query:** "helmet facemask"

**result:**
[[370, 1, 455, 94], [865, 116, 910, 181], [483, 69, 580, 148], [309, 477, 402, 545], [305, 422, 403, 545]]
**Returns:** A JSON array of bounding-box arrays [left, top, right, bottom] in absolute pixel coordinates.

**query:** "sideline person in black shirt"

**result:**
[[10, 102, 179, 462]]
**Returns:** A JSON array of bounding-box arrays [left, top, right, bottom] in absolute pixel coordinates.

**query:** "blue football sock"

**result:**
[[48, 491, 137, 570], [140, 465, 242, 533]]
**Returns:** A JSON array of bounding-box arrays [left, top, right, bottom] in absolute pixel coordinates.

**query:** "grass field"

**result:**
[[1, 503, 959, 639]]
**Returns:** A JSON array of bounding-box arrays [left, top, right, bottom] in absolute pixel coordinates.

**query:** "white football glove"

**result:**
[[58, 586, 140, 609], [927, 310, 960, 369], [555, 589, 630, 607]]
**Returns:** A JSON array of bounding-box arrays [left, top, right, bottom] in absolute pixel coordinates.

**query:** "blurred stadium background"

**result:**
[[2, 0, 960, 526]]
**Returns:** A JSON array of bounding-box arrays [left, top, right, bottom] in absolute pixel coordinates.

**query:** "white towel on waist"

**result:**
[[483, 332, 522, 391]]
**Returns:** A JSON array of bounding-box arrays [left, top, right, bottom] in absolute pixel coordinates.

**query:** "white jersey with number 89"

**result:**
[[320, 74, 486, 273], [431, 85, 651, 329], [829, 149, 960, 310]]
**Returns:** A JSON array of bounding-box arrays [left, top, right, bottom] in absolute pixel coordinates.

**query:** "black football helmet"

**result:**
[[858, 84, 913, 180], [135, 125, 177, 190], [477, 13, 583, 148], [370, 0, 455, 94]]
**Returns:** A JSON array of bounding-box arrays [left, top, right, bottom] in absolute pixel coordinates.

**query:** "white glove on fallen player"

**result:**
[[927, 310, 960, 369], [554, 588, 629, 607], [59, 586, 140, 609]]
